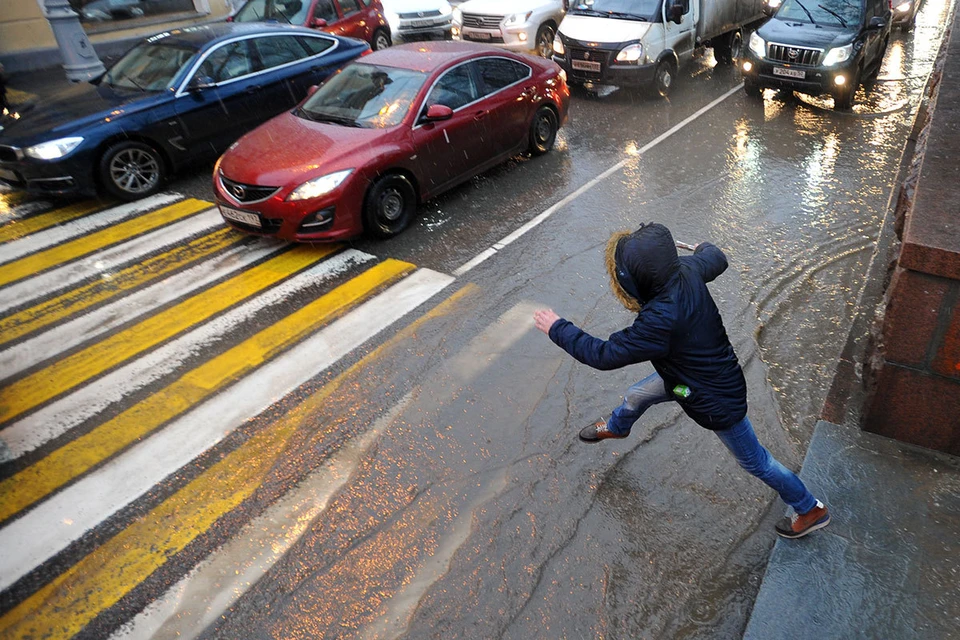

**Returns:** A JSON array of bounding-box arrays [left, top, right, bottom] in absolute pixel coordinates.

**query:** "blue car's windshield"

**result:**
[[569, 0, 661, 21], [298, 64, 427, 129], [234, 0, 311, 25], [776, 0, 863, 26], [103, 42, 198, 91]]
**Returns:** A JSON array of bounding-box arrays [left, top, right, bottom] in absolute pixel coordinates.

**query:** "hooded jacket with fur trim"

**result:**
[[548, 223, 747, 430]]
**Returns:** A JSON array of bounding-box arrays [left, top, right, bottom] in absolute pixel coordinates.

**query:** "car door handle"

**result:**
[[474, 110, 487, 121], [245, 85, 262, 94], [521, 86, 537, 98]]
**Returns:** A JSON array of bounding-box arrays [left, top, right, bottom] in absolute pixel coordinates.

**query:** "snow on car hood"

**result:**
[[457, 0, 556, 15], [559, 14, 651, 43], [380, 0, 451, 14]]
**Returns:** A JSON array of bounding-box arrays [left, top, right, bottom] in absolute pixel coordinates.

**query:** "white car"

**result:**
[[455, 0, 564, 57], [380, 0, 455, 41]]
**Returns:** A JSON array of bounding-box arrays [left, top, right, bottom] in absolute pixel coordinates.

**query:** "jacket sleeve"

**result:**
[[684, 243, 728, 283], [547, 312, 671, 371]]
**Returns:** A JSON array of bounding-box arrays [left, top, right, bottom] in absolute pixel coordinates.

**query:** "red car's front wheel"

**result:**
[[363, 173, 416, 239]]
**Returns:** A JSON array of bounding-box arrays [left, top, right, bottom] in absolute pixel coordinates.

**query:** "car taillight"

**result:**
[[361, 47, 373, 56]]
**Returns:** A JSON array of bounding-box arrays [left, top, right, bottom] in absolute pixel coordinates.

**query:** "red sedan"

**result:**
[[213, 41, 569, 241]]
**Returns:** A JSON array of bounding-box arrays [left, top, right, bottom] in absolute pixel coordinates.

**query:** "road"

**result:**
[[0, 2, 954, 636]]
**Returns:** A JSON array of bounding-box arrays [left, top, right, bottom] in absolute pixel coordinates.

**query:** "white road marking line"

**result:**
[[452, 84, 745, 277], [0, 269, 453, 591], [0, 193, 183, 266], [0, 210, 223, 314], [0, 250, 375, 462], [0, 239, 287, 380], [110, 394, 413, 640]]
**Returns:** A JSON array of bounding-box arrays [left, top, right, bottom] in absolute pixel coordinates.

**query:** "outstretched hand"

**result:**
[[533, 308, 561, 335]]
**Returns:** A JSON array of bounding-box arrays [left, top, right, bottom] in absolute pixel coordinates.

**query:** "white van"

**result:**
[[456, 0, 566, 58], [552, 0, 764, 95]]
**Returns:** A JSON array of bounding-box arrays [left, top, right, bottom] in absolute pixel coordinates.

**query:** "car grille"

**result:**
[[219, 174, 280, 203], [461, 13, 503, 29], [767, 43, 822, 66], [398, 9, 441, 18], [0, 145, 22, 163]]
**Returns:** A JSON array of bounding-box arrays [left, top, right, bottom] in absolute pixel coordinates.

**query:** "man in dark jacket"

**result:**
[[533, 223, 830, 539]]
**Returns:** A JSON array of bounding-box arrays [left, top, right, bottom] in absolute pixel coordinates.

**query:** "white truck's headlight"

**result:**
[[553, 36, 564, 55], [287, 169, 353, 201], [822, 43, 853, 66], [503, 11, 532, 26], [24, 136, 84, 160], [748, 32, 766, 58], [439, 2, 452, 16], [452, 6, 462, 23], [616, 43, 643, 63]]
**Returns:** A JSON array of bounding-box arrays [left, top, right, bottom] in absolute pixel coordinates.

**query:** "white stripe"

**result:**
[[0, 238, 287, 379], [0, 193, 183, 266], [0, 268, 453, 590], [0, 210, 220, 313], [0, 250, 375, 462], [110, 394, 412, 640], [452, 84, 744, 276]]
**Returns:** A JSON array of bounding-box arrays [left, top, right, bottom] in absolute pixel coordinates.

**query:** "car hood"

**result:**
[[219, 111, 393, 186], [559, 14, 651, 44], [0, 81, 170, 145], [458, 0, 554, 15], [758, 18, 854, 50], [380, 0, 451, 14]]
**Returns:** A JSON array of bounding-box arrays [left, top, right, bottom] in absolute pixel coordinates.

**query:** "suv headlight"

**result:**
[[748, 32, 766, 58], [615, 43, 643, 63], [822, 43, 853, 66], [503, 11, 532, 26], [287, 169, 353, 201], [24, 136, 84, 160], [553, 36, 565, 55]]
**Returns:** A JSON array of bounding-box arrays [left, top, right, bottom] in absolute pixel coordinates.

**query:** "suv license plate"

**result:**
[[466, 31, 491, 40], [773, 66, 805, 79], [219, 204, 261, 228], [572, 60, 601, 72], [410, 18, 435, 27]]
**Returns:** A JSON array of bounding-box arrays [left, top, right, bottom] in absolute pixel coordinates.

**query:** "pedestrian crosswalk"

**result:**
[[0, 193, 455, 637]]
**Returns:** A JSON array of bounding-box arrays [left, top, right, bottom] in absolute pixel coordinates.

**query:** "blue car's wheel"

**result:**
[[100, 141, 164, 201]]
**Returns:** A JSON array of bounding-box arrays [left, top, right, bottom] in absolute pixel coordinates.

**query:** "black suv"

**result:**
[[742, 0, 892, 109]]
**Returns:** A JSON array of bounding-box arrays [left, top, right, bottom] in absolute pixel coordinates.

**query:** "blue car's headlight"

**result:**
[[287, 169, 353, 201], [24, 136, 84, 160]]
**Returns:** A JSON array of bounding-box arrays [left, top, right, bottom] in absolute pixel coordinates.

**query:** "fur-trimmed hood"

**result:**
[[605, 223, 680, 312]]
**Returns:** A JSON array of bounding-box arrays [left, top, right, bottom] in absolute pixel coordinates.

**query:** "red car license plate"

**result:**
[[219, 204, 261, 228]]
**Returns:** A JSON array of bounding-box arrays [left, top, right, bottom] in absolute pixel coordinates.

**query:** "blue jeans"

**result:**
[[606, 372, 817, 514]]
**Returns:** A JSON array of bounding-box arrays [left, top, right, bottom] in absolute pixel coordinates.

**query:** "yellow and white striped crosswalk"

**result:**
[[0, 192, 455, 638]]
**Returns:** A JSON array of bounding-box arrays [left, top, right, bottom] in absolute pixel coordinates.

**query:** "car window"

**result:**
[[425, 64, 479, 111], [196, 40, 258, 84], [235, 0, 310, 24], [313, 0, 339, 22], [103, 42, 198, 91], [339, 0, 361, 15], [297, 35, 336, 55], [299, 63, 427, 128], [474, 57, 530, 96], [253, 35, 307, 69]]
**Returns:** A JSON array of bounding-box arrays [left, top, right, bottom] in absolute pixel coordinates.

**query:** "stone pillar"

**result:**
[[44, 0, 106, 81]]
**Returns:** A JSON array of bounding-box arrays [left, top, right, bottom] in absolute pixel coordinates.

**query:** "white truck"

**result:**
[[456, 0, 566, 58], [552, 0, 766, 95]]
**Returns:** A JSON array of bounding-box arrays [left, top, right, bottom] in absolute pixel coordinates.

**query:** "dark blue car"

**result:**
[[0, 23, 369, 200]]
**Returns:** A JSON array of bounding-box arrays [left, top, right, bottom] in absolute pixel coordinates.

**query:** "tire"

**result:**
[[650, 59, 676, 98], [362, 173, 416, 239], [534, 23, 556, 58], [714, 30, 743, 65], [834, 66, 861, 110], [372, 28, 392, 51], [99, 140, 164, 201], [528, 106, 558, 156], [743, 79, 762, 98]]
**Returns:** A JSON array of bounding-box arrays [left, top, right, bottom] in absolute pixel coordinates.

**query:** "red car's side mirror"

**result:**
[[311, 17, 328, 27], [307, 84, 320, 97], [424, 104, 453, 121]]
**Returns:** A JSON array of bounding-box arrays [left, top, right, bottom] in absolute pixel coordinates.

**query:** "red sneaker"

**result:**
[[775, 501, 831, 539], [578, 419, 628, 443]]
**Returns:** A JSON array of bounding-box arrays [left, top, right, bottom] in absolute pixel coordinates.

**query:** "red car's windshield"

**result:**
[[297, 63, 427, 129]]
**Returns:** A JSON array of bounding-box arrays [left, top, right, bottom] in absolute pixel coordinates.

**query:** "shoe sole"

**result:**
[[578, 434, 627, 443], [776, 515, 831, 539]]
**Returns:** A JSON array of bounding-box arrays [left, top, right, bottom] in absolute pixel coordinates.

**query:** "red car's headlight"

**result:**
[[287, 169, 354, 201]]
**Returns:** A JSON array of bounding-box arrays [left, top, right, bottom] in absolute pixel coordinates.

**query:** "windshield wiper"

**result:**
[[570, 8, 606, 17], [816, 4, 847, 26], [603, 10, 647, 21], [794, 0, 817, 23], [298, 110, 363, 127]]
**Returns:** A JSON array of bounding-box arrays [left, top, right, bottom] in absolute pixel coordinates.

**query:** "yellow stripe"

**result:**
[[0, 227, 243, 346], [0, 283, 475, 639], [0, 198, 209, 288], [0, 244, 336, 427], [0, 200, 106, 244], [0, 258, 412, 522]]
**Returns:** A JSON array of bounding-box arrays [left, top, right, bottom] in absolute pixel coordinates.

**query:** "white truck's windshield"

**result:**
[[569, 0, 661, 21]]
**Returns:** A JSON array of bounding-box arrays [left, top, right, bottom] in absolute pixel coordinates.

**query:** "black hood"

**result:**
[[615, 223, 680, 305], [758, 17, 854, 50]]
